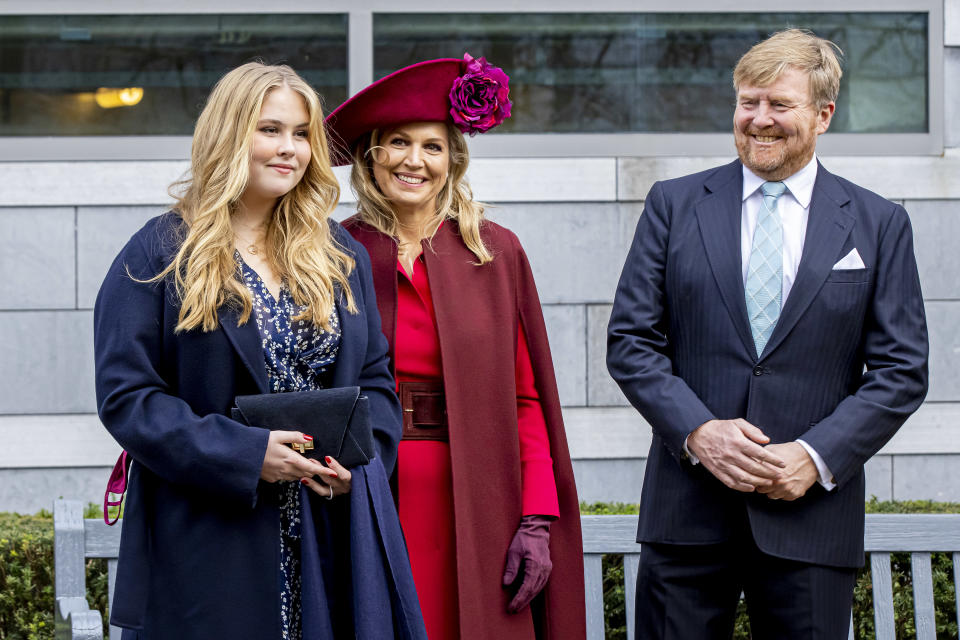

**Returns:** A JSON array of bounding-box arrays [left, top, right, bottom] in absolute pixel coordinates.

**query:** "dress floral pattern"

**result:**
[[236, 252, 341, 640]]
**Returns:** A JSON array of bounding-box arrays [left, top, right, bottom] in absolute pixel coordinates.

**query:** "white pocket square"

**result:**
[[833, 248, 865, 270]]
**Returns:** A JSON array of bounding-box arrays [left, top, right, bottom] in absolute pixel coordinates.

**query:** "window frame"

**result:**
[[0, 0, 942, 160]]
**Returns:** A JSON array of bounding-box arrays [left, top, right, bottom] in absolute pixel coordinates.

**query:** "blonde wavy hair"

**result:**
[[153, 62, 356, 333], [734, 29, 844, 109], [349, 122, 493, 264]]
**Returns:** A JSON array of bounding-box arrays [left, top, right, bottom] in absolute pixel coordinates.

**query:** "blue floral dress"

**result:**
[[236, 252, 341, 640]]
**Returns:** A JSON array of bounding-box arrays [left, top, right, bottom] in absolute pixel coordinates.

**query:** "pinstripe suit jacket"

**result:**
[[607, 160, 928, 568]]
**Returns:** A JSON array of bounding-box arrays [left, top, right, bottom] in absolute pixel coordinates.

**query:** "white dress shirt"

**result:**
[[685, 155, 836, 491]]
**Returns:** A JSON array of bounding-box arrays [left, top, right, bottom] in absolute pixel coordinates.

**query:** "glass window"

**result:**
[[373, 13, 928, 134], [0, 14, 348, 136]]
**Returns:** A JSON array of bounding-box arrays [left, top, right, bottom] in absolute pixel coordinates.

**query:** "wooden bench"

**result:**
[[54, 500, 960, 640], [54, 499, 122, 640], [581, 514, 960, 640]]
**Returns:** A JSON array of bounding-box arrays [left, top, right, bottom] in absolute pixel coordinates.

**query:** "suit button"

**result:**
[[753, 366, 763, 376]]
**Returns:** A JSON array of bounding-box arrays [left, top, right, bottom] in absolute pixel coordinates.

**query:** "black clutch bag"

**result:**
[[231, 386, 374, 467]]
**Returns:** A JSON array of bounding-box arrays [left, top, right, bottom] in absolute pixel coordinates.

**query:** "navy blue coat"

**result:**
[[607, 161, 929, 568], [94, 212, 424, 638]]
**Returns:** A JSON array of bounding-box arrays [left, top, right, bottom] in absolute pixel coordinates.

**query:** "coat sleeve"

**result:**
[[800, 204, 929, 487], [606, 181, 716, 460], [94, 229, 269, 506], [348, 235, 403, 476], [515, 321, 560, 517]]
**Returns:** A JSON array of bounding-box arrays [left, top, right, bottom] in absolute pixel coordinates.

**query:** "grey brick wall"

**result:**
[[0, 310, 95, 413], [0, 207, 75, 309], [2, 176, 960, 513]]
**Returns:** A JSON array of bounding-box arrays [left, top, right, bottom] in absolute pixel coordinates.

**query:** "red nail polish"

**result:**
[[303, 435, 313, 441], [325, 456, 332, 464], [330, 472, 339, 479], [300, 478, 309, 485]]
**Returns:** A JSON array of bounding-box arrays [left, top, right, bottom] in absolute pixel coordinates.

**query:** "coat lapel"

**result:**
[[218, 307, 269, 393], [420, 221, 480, 365], [343, 221, 399, 376], [695, 161, 757, 359], [762, 163, 854, 357]]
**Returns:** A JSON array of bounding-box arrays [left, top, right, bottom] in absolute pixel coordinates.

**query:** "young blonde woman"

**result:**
[[326, 55, 586, 640], [94, 63, 425, 640]]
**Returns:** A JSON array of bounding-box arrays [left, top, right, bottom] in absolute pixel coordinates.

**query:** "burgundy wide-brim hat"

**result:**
[[325, 53, 512, 166]]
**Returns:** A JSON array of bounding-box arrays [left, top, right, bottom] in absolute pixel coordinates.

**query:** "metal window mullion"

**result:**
[[348, 11, 373, 99], [928, 0, 946, 153]]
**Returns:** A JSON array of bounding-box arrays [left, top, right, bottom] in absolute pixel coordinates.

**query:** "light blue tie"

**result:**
[[745, 181, 787, 357]]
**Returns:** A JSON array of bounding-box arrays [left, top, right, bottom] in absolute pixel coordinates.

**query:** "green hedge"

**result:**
[[0, 506, 108, 640], [0, 512, 55, 639], [1, 500, 958, 639], [580, 498, 960, 640]]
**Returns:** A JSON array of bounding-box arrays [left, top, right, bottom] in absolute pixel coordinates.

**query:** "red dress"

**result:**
[[395, 253, 560, 640]]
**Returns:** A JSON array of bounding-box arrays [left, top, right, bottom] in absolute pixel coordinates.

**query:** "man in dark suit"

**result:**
[[607, 29, 928, 639]]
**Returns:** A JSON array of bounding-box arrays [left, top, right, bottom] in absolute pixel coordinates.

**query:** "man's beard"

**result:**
[[740, 142, 787, 173], [735, 126, 815, 180]]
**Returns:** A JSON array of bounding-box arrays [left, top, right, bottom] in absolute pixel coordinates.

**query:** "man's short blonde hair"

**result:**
[[733, 29, 844, 109]]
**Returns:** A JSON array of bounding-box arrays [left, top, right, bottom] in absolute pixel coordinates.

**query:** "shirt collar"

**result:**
[[741, 154, 819, 208]]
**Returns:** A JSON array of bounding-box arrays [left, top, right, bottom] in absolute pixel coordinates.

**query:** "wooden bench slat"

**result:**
[[954, 553, 960, 632], [871, 552, 896, 640], [911, 553, 937, 640], [54, 500, 87, 599], [624, 554, 640, 640], [864, 515, 960, 551], [580, 515, 640, 554], [84, 520, 123, 558], [108, 559, 120, 640], [584, 554, 605, 640]]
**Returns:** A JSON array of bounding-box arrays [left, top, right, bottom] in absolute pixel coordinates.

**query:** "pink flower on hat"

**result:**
[[448, 53, 512, 135]]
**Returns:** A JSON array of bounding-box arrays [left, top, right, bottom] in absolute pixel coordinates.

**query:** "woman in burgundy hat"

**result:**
[[326, 54, 586, 640]]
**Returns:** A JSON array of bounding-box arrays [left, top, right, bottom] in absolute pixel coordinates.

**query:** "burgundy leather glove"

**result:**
[[502, 515, 554, 613]]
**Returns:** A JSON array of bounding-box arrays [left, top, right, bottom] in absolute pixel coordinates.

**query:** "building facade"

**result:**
[[1, 0, 957, 512]]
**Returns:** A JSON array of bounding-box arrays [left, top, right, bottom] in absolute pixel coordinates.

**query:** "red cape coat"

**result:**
[[345, 217, 586, 639]]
